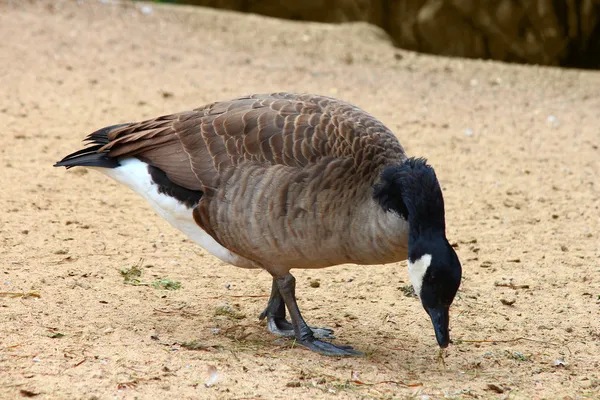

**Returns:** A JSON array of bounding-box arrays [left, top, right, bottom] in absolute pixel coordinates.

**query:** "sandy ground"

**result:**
[[1, 1, 599, 399]]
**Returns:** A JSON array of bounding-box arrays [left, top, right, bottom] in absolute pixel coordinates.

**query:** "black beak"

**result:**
[[426, 306, 450, 348]]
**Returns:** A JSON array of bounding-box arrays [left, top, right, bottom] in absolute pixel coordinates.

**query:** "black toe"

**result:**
[[299, 338, 363, 357]]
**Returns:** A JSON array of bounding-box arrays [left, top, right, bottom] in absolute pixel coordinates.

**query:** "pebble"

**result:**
[[140, 5, 153, 15]]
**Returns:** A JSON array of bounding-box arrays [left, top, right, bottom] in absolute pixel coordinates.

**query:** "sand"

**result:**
[[1, 1, 599, 399]]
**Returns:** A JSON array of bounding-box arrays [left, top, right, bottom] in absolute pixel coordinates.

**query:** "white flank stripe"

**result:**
[[90, 157, 240, 265], [408, 254, 432, 298]]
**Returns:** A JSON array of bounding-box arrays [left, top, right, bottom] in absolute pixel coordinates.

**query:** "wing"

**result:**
[[89, 93, 406, 193]]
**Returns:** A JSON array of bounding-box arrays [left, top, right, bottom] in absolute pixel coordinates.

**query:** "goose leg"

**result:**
[[274, 273, 363, 357], [259, 279, 334, 339]]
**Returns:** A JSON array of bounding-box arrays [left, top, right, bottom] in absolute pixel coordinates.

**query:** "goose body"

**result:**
[[56, 93, 462, 356]]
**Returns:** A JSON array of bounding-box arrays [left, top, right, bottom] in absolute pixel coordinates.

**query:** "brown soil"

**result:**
[[1, 1, 599, 399]]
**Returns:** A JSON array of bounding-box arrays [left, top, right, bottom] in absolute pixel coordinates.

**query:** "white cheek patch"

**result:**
[[408, 254, 432, 298]]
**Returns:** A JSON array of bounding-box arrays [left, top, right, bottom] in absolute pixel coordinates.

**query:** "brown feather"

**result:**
[[77, 93, 408, 273]]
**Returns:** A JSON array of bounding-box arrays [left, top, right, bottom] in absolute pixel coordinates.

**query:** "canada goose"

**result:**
[[55, 93, 462, 356]]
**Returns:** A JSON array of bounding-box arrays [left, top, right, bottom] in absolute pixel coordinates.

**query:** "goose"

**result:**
[[55, 93, 462, 356]]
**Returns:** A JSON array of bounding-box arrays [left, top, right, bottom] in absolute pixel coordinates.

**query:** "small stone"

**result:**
[[500, 298, 516, 306], [487, 383, 504, 393], [547, 115, 560, 127], [139, 4, 153, 15]]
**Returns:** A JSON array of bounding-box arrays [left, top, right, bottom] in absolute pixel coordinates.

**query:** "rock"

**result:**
[[500, 298, 516, 306]]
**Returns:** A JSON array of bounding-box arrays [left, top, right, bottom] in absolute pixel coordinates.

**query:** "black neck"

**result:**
[[373, 158, 446, 239]]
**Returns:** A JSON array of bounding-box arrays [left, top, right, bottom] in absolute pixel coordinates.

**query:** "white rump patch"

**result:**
[[408, 254, 432, 298], [90, 157, 241, 266]]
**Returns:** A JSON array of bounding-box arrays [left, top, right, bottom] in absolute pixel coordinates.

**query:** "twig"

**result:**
[[232, 398, 263, 400], [382, 345, 408, 351], [458, 336, 571, 355], [73, 358, 87, 368], [0, 292, 40, 298], [200, 295, 269, 300], [236, 332, 253, 341], [459, 336, 557, 345], [153, 305, 186, 313], [494, 282, 530, 289], [351, 379, 422, 387], [229, 350, 240, 362]]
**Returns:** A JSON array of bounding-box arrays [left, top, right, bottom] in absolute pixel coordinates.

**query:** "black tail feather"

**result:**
[[54, 123, 131, 169], [54, 149, 119, 169], [83, 123, 129, 145]]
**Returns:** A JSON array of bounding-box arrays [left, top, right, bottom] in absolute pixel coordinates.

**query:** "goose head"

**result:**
[[374, 157, 462, 348], [408, 238, 461, 347]]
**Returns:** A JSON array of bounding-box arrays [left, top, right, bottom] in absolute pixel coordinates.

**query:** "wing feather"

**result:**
[[77, 93, 405, 193]]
